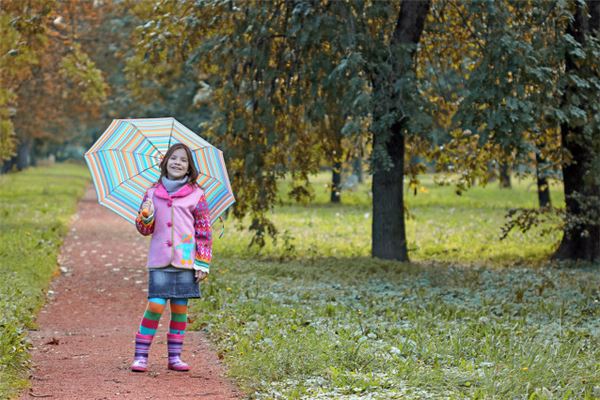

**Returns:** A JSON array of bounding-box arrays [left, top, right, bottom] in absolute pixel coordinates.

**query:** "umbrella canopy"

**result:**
[[84, 117, 234, 225]]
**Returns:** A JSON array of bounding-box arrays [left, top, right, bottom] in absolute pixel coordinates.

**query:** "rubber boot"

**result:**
[[131, 333, 153, 372], [167, 333, 190, 371]]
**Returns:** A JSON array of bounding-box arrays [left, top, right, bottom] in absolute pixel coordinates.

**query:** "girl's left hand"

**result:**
[[195, 270, 208, 283]]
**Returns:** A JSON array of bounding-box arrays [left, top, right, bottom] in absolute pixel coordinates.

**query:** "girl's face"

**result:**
[[166, 148, 190, 180]]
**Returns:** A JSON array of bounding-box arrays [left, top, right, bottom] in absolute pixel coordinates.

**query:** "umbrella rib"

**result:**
[[105, 163, 161, 199], [196, 172, 223, 186], [168, 118, 175, 150], [91, 148, 163, 160]]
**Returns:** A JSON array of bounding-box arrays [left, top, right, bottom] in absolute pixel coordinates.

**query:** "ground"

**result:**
[[23, 187, 242, 399]]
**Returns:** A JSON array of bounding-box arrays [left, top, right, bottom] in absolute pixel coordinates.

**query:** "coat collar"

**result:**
[[154, 182, 195, 199]]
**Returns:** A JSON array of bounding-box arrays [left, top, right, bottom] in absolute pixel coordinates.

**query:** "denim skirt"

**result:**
[[148, 266, 201, 299]]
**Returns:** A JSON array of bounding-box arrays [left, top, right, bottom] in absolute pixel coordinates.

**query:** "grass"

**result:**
[[189, 172, 600, 399], [215, 172, 565, 264], [0, 163, 89, 399]]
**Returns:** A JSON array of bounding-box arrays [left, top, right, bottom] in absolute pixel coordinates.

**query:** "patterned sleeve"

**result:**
[[192, 193, 212, 273], [135, 190, 155, 236]]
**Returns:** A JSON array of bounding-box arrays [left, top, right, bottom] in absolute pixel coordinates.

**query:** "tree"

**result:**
[[0, 0, 108, 171], [499, 161, 511, 189], [0, 0, 52, 163], [423, 0, 600, 261], [448, 1, 552, 180], [535, 152, 551, 208], [371, 0, 431, 261], [553, 0, 600, 261]]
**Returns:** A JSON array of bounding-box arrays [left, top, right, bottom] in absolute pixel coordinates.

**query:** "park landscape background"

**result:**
[[1, 0, 600, 399]]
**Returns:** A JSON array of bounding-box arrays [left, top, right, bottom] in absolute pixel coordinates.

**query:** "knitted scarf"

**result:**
[[161, 176, 189, 195]]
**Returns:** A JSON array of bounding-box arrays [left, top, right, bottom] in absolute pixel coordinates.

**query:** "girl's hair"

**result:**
[[158, 143, 199, 184]]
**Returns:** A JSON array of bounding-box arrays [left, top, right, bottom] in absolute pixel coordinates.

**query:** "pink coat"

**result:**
[[135, 182, 212, 272]]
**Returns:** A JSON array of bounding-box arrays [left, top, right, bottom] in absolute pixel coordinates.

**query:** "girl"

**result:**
[[131, 143, 212, 372]]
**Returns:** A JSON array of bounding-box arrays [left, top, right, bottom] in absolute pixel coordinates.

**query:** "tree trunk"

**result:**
[[331, 161, 341, 203], [371, 0, 430, 261], [1, 137, 31, 173], [373, 122, 408, 260], [554, 123, 600, 260], [499, 162, 511, 188], [590, 0, 600, 33], [352, 157, 363, 183], [535, 153, 551, 208], [16, 138, 31, 170], [553, 1, 600, 261], [1, 157, 16, 173]]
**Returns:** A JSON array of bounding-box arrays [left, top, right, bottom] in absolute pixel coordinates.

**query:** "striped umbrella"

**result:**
[[84, 117, 235, 225]]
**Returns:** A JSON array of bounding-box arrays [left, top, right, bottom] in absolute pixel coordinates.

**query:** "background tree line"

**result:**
[[1, 0, 108, 169], [2, 0, 599, 262]]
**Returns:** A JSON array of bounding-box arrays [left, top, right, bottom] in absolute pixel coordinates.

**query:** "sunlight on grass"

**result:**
[[215, 172, 565, 265]]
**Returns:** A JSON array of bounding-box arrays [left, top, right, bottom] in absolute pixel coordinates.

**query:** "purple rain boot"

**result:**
[[167, 333, 190, 371], [131, 333, 153, 372]]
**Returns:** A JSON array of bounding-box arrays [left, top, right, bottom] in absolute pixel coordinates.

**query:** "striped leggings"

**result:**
[[138, 298, 188, 336]]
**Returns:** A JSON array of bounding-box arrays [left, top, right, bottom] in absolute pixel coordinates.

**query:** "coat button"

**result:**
[[167, 221, 172, 227], [166, 240, 172, 247], [167, 201, 173, 207]]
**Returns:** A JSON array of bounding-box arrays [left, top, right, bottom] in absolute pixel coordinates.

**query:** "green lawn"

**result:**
[[215, 173, 564, 264], [190, 173, 600, 399], [0, 163, 89, 399]]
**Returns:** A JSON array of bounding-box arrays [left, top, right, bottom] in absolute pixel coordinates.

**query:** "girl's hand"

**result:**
[[141, 199, 154, 217], [195, 270, 208, 283]]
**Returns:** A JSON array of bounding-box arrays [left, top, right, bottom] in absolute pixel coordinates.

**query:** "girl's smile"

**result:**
[[167, 149, 189, 180]]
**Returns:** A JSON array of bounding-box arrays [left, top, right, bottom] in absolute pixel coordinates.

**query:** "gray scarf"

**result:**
[[161, 176, 189, 195]]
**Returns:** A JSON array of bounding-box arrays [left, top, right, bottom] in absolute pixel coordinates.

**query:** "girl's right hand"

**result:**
[[141, 199, 154, 217]]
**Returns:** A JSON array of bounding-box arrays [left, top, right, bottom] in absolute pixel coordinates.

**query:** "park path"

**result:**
[[23, 187, 243, 400]]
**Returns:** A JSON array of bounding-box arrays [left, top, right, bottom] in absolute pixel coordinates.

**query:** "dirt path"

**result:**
[[23, 187, 243, 400]]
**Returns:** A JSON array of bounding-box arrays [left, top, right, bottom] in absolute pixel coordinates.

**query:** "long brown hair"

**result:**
[[159, 143, 199, 184]]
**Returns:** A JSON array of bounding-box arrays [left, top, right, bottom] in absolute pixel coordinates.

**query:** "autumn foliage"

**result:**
[[0, 0, 107, 165]]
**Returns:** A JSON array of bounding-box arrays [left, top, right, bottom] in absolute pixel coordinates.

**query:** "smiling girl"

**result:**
[[130, 143, 212, 372]]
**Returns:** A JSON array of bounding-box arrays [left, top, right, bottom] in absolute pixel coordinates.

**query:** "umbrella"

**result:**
[[84, 117, 235, 225]]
